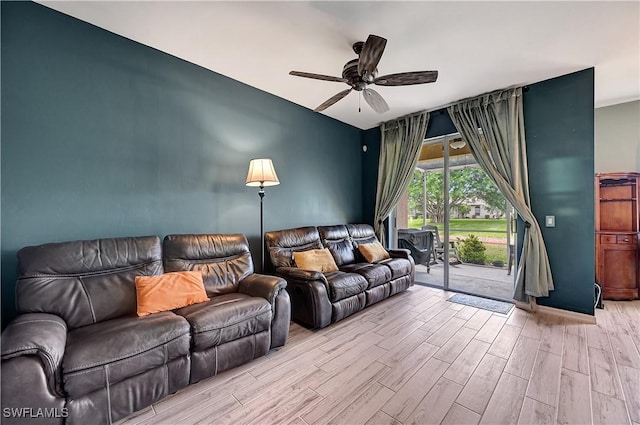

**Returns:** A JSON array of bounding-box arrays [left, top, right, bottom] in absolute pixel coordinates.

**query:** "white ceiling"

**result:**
[[40, 1, 640, 130]]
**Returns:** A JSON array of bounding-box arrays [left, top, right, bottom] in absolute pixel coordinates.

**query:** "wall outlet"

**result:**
[[545, 215, 555, 227]]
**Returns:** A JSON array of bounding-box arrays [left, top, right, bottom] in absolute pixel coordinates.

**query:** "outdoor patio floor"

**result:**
[[415, 261, 515, 302]]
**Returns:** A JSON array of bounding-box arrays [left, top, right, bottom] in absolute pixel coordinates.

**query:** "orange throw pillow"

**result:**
[[135, 271, 210, 316], [358, 242, 391, 263], [294, 248, 339, 273]]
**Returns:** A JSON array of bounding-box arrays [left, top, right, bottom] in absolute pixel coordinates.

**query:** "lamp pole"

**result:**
[[259, 183, 265, 271], [246, 158, 279, 273]]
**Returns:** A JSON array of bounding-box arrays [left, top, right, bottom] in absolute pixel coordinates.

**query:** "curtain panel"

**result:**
[[374, 111, 430, 246], [447, 87, 554, 302]]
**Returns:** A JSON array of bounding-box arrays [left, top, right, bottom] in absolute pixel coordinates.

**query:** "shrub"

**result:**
[[458, 234, 487, 265]]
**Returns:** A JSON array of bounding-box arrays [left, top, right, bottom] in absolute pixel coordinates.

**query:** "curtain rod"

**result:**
[[408, 84, 533, 118], [425, 84, 529, 114], [381, 109, 430, 131], [378, 84, 529, 129]]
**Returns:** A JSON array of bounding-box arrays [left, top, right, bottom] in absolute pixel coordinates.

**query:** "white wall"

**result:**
[[595, 100, 640, 173]]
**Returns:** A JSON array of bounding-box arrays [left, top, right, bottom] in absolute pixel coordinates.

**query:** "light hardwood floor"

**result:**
[[117, 285, 640, 425]]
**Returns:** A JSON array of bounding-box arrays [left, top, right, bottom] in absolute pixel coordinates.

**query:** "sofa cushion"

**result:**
[[163, 234, 254, 296], [174, 293, 272, 351], [378, 257, 413, 279], [332, 292, 366, 323], [294, 248, 339, 273], [16, 236, 163, 330], [318, 225, 356, 266], [135, 271, 210, 316], [346, 224, 379, 246], [358, 242, 391, 263], [264, 227, 323, 269], [340, 263, 392, 289], [324, 271, 368, 302], [63, 312, 190, 398]]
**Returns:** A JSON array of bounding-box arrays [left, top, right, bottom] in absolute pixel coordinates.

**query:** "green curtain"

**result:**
[[448, 87, 554, 302], [374, 111, 430, 246]]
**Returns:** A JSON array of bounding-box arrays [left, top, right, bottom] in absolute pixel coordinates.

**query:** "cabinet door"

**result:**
[[599, 243, 639, 300]]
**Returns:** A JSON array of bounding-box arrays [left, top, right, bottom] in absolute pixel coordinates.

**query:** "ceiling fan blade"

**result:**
[[363, 88, 389, 114], [357, 34, 387, 78], [314, 89, 353, 112], [374, 71, 438, 86], [289, 71, 347, 83]]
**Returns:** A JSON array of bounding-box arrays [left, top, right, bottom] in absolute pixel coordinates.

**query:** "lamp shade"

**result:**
[[246, 158, 280, 187]]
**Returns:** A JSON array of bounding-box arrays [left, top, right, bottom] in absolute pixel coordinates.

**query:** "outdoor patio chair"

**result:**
[[398, 231, 434, 272], [422, 224, 462, 264]]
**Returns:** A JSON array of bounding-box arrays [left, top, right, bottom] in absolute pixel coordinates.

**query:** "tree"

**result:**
[[457, 204, 471, 218], [407, 170, 425, 218], [459, 167, 506, 215], [406, 165, 506, 223]]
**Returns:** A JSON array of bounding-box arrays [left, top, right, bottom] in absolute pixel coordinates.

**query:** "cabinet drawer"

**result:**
[[617, 234, 638, 244], [600, 235, 617, 244]]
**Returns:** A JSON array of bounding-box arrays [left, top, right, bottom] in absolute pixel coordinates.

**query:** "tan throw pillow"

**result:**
[[135, 271, 210, 316], [294, 248, 339, 273], [359, 242, 391, 263]]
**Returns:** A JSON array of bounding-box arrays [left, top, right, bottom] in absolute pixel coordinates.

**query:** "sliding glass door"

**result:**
[[396, 133, 516, 301]]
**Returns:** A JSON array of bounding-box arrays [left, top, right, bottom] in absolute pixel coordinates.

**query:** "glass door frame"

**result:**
[[442, 133, 452, 290], [396, 131, 518, 296]]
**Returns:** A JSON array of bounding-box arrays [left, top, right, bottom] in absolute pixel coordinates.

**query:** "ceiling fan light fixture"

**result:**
[[449, 139, 466, 149]]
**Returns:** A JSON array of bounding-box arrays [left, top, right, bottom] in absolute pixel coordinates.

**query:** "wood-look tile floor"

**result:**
[[117, 285, 640, 425]]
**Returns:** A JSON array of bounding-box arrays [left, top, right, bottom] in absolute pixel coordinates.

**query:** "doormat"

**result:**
[[448, 293, 513, 314]]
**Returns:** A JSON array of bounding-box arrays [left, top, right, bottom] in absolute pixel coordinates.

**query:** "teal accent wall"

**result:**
[[523, 69, 595, 315], [425, 109, 457, 139], [361, 127, 381, 226], [1, 2, 363, 325], [362, 73, 596, 316]]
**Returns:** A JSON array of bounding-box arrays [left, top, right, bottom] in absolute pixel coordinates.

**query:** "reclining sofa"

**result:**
[[265, 224, 414, 329], [1, 234, 290, 425]]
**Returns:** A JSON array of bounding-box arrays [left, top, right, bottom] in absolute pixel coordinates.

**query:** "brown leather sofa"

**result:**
[[1, 234, 290, 425], [265, 224, 414, 329]]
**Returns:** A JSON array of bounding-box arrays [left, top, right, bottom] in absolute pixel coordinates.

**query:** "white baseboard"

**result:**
[[534, 304, 596, 324]]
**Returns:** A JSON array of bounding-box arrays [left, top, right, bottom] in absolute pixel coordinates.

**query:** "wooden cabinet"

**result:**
[[595, 172, 639, 300]]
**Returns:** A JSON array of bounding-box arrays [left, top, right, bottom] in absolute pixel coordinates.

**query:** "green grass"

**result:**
[[408, 218, 506, 231], [407, 218, 509, 238], [406, 218, 509, 264], [484, 244, 508, 264]]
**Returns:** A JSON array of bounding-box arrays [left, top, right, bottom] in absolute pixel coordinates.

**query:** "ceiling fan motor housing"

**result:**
[[352, 41, 364, 55], [342, 58, 376, 91]]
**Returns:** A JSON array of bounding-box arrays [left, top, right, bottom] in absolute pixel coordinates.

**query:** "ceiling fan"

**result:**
[[289, 34, 438, 114]]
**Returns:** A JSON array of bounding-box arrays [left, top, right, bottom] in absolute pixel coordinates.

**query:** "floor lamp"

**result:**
[[246, 158, 280, 271]]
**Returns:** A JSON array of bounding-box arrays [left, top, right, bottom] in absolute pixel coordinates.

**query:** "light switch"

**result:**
[[545, 215, 555, 227]]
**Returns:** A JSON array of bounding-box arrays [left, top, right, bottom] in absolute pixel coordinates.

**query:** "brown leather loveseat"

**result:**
[[0, 233, 290, 425], [265, 224, 414, 329]]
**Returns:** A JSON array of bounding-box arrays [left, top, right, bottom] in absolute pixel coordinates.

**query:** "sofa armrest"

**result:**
[[387, 248, 416, 282], [275, 266, 327, 283], [1, 313, 67, 398], [239, 274, 290, 348], [239, 273, 287, 304], [274, 267, 331, 329], [387, 248, 411, 259]]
